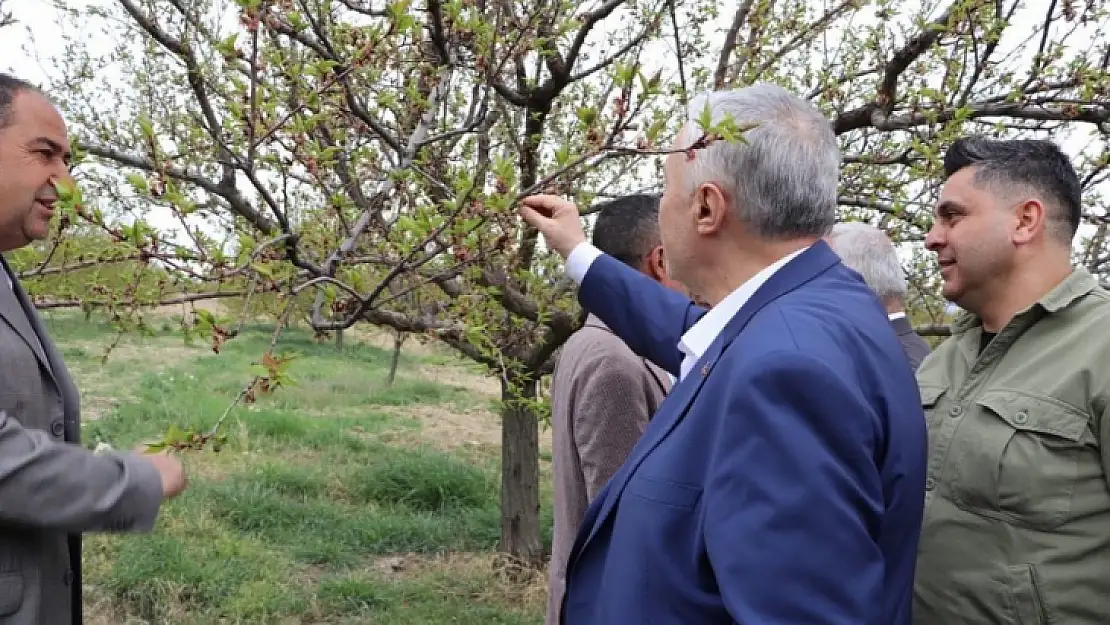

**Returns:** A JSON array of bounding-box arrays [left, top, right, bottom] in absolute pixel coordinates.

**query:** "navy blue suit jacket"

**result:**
[[560, 241, 927, 625]]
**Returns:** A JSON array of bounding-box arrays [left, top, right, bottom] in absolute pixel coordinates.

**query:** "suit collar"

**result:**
[[889, 314, 914, 336], [677, 245, 808, 376], [0, 255, 57, 380], [583, 313, 670, 394], [583, 312, 608, 330], [568, 240, 843, 564], [641, 359, 671, 396], [681, 240, 841, 378]]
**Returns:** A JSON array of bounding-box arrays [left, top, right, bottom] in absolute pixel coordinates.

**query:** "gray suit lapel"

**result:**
[[0, 257, 55, 379], [1, 255, 81, 441]]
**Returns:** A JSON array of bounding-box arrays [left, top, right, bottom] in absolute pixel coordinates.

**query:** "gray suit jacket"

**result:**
[[0, 256, 163, 625], [891, 315, 931, 370], [545, 314, 670, 625]]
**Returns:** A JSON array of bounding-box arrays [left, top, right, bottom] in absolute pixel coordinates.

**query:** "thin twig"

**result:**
[[206, 293, 298, 438], [230, 278, 259, 337]]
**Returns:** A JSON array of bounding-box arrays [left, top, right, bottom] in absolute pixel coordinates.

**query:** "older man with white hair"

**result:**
[[521, 83, 926, 625], [827, 222, 931, 369]]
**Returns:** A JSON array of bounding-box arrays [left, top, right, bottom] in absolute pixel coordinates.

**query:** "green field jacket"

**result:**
[[913, 267, 1110, 625]]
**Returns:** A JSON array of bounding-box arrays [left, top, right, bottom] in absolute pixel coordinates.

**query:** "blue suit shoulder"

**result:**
[[738, 268, 916, 376]]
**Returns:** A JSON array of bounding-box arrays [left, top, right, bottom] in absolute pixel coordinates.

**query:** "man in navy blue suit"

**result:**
[[520, 83, 927, 625]]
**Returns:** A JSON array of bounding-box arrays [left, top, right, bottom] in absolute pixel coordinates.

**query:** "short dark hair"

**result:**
[[0, 73, 40, 129], [943, 136, 1083, 242], [591, 194, 661, 267]]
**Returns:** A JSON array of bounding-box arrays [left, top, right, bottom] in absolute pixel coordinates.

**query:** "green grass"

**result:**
[[42, 311, 552, 624]]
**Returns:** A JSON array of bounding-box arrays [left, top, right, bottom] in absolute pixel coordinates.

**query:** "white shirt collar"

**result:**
[[677, 245, 809, 379], [887, 311, 906, 321]]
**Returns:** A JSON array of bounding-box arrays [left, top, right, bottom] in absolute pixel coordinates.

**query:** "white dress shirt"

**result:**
[[565, 242, 809, 381]]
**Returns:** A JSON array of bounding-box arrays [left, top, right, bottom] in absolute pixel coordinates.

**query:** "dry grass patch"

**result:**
[[366, 551, 549, 610], [382, 403, 553, 456], [415, 364, 501, 397]]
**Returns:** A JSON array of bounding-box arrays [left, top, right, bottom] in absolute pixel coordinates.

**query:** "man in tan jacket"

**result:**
[[546, 194, 686, 625]]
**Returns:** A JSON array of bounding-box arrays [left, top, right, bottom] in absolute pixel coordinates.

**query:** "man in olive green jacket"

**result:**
[[914, 136, 1110, 625]]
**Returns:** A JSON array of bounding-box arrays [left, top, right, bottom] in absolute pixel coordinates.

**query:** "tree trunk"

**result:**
[[387, 330, 405, 386], [335, 328, 344, 350], [499, 373, 543, 567]]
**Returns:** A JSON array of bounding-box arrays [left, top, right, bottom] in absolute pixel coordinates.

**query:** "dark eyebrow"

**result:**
[[934, 199, 964, 215], [30, 137, 72, 164]]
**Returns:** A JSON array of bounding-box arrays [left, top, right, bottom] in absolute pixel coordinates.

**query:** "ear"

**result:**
[[1012, 198, 1047, 245], [694, 182, 730, 236], [644, 245, 667, 281]]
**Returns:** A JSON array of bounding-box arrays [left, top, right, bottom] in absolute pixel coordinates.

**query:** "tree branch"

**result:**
[[561, 0, 627, 81], [835, 99, 1110, 135], [79, 143, 279, 235], [319, 63, 453, 277], [714, 0, 756, 88], [0, 0, 15, 29], [876, 3, 957, 111], [33, 290, 246, 310], [915, 324, 952, 337]]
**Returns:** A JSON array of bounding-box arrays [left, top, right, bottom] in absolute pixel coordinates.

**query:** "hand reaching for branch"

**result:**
[[517, 194, 587, 259], [143, 451, 188, 500]]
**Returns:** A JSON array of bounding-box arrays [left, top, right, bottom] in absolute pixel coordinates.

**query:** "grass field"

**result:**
[[41, 311, 554, 624]]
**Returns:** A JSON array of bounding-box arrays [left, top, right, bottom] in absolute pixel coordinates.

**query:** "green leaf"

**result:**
[[164, 424, 186, 445], [125, 173, 148, 193], [216, 33, 239, 57], [195, 309, 216, 326], [137, 116, 155, 139], [696, 100, 713, 131], [554, 143, 570, 166]]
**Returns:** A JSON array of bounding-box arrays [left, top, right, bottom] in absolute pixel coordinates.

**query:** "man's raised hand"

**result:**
[[517, 194, 587, 259]]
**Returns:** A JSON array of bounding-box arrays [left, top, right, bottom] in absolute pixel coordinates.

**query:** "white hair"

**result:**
[[826, 221, 908, 303], [677, 83, 841, 239]]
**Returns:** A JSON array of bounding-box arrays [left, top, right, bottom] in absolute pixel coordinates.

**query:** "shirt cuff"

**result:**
[[565, 242, 602, 284]]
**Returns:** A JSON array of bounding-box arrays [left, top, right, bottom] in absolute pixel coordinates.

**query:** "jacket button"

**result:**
[[63, 570, 73, 586], [50, 420, 64, 437]]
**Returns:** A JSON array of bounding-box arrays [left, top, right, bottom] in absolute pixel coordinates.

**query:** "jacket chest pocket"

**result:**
[[919, 385, 948, 435], [949, 390, 1092, 530]]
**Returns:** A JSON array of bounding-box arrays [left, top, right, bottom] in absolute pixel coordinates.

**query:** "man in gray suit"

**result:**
[[826, 221, 931, 369], [546, 194, 685, 625], [0, 73, 187, 625]]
